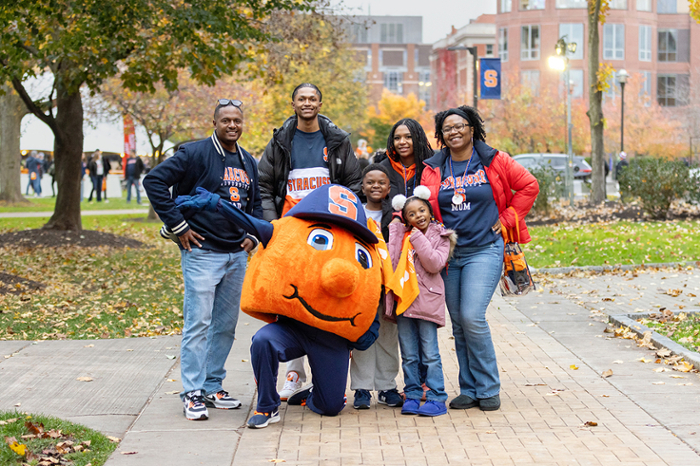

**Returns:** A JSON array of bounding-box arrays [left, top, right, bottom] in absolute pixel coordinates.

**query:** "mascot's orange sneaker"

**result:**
[[279, 371, 302, 401]]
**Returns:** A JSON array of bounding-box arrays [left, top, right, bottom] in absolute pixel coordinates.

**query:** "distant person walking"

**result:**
[[615, 151, 629, 180], [123, 153, 145, 204], [101, 151, 111, 202], [87, 150, 104, 202], [25, 150, 42, 197]]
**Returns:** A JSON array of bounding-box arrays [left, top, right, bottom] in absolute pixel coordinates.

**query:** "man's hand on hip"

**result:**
[[179, 230, 205, 251]]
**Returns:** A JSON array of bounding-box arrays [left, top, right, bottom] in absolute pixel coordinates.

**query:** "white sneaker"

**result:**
[[204, 390, 242, 409], [279, 371, 302, 401], [183, 390, 208, 421]]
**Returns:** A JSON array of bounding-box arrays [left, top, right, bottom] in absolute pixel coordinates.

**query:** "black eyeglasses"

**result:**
[[218, 99, 242, 108]]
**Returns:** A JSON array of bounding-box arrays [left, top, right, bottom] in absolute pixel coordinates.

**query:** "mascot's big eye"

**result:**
[[307, 229, 334, 250], [355, 243, 373, 269]]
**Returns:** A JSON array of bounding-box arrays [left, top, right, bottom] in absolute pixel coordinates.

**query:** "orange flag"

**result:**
[[386, 231, 420, 315]]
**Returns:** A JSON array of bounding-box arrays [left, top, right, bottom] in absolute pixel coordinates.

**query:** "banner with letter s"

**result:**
[[480, 58, 501, 100]]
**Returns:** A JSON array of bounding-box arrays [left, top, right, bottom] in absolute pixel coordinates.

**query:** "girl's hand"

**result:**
[[410, 227, 421, 237], [491, 219, 502, 235]]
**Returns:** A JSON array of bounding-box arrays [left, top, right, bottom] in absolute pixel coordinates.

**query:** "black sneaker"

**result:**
[[204, 390, 242, 409], [449, 394, 478, 409], [479, 394, 501, 411], [183, 390, 209, 420], [378, 389, 404, 407], [287, 384, 313, 406], [353, 389, 371, 409]]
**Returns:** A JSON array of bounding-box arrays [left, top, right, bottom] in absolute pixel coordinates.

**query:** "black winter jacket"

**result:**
[[258, 114, 361, 221]]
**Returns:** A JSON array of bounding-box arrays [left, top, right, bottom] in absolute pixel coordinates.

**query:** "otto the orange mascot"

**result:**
[[175, 184, 382, 429]]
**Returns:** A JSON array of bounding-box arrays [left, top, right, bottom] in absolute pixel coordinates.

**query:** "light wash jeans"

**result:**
[[441, 236, 503, 400], [125, 176, 141, 203], [396, 315, 447, 402], [179, 247, 247, 398]]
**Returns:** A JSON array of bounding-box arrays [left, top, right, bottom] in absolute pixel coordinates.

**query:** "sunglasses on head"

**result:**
[[218, 99, 242, 108]]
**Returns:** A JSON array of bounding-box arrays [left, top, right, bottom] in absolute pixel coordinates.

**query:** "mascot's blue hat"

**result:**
[[285, 184, 378, 244]]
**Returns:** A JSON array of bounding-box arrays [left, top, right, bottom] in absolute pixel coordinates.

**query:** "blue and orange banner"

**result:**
[[480, 58, 501, 100]]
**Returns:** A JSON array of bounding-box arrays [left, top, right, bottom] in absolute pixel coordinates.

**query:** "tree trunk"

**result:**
[[0, 83, 29, 203], [42, 76, 84, 230], [587, 1, 606, 204]]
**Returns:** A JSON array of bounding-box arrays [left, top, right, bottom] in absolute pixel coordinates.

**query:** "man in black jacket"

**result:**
[[144, 100, 262, 421], [258, 83, 361, 400], [123, 152, 145, 204]]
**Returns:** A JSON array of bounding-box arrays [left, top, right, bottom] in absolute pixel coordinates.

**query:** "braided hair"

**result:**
[[434, 105, 486, 148], [386, 118, 434, 182]]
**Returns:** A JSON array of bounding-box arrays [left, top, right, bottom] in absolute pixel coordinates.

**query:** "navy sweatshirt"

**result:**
[[144, 133, 263, 252]]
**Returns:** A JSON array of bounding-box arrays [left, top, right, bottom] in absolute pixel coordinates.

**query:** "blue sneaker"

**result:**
[[247, 409, 280, 429], [417, 400, 447, 417], [353, 389, 371, 409], [401, 398, 420, 415], [378, 389, 404, 407]]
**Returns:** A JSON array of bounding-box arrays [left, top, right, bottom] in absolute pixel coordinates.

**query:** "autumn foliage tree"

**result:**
[[481, 73, 589, 157], [0, 0, 314, 230], [602, 73, 686, 158], [361, 90, 435, 151]]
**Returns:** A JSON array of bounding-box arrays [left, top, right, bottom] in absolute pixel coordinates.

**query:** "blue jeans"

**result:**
[[396, 315, 447, 402], [441, 237, 503, 399], [179, 247, 247, 398], [125, 176, 141, 203]]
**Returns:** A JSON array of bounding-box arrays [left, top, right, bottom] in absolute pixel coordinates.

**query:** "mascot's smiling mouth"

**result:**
[[284, 284, 361, 327]]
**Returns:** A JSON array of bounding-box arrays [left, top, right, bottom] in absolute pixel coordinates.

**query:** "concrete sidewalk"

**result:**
[[1, 270, 699, 465]]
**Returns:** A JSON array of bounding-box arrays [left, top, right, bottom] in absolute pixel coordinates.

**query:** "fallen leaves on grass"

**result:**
[[5, 436, 27, 456], [0, 227, 184, 341]]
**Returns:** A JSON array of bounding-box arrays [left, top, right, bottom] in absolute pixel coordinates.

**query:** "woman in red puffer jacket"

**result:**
[[421, 105, 538, 412]]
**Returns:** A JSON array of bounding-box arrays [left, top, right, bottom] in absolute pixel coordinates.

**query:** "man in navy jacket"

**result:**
[[144, 100, 262, 421]]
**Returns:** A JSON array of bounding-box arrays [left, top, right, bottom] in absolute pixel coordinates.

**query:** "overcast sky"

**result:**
[[332, 0, 497, 44]]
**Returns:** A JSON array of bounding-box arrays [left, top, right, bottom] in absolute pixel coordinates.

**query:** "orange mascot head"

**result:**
[[241, 185, 382, 342]]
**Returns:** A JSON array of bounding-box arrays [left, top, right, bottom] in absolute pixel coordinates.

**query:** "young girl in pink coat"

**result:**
[[386, 186, 456, 417]]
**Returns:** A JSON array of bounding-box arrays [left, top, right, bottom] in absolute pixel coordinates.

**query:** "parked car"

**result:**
[[512, 153, 593, 181]]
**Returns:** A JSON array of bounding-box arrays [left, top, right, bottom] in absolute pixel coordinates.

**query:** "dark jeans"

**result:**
[[89, 175, 103, 202]]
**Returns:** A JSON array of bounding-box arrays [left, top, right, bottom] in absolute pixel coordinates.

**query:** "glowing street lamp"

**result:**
[[549, 36, 577, 205]]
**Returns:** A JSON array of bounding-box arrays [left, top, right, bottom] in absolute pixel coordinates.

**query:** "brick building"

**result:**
[[431, 15, 497, 111], [346, 15, 433, 107], [495, 0, 700, 106]]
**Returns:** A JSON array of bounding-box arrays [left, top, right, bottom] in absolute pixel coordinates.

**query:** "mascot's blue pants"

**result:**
[[251, 317, 349, 416]]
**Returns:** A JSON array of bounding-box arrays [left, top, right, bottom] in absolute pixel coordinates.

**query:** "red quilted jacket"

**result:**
[[421, 140, 539, 244]]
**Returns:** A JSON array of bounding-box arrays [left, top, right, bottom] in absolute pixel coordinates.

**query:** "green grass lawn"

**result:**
[[639, 313, 700, 353], [2, 215, 699, 341], [0, 217, 183, 341], [523, 220, 700, 269], [0, 194, 149, 213], [0, 411, 117, 465]]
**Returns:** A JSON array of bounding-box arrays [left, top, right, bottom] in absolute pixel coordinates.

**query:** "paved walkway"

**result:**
[[1, 270, 699, 465]]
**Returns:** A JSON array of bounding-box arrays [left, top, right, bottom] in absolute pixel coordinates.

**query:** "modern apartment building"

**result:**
[[431, 15, 497, 110], [346, 16, 433, 107], [495, 0, 700, 106]]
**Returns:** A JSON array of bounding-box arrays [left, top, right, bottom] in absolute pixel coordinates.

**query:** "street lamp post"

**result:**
[[446, 45, 478, 108], [618, 69, 629, 154], [548, 36, 577, 205]]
